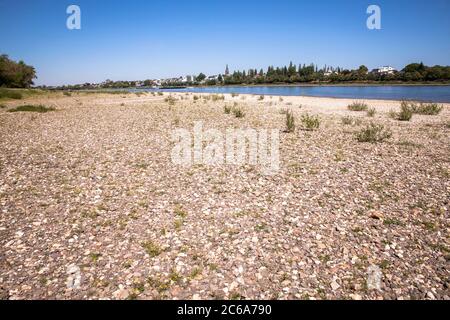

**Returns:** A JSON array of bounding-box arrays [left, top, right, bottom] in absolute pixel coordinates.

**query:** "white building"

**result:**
[[373, 66, 396, 75]]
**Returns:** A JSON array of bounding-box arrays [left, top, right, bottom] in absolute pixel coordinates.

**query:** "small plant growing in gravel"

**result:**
[[0, 104, 6, 109], [341, 116, 354, 125], [164, 96, 176, 105], [409, 102, 443, 115], [367, 107, 376, 117], [211, 94, 225, 102], [347, 101, 368, 111], [231, 93, 239, 98], [284, 110, 295, 133], [232, 107, 245, 118], [356, 122, 392, 143], [142, 240, 162, 257], [224, 105, 232, 114], [396, 101, 413, 121], [301, 113, 320, 131], [258, 95, 264, 101], [157, 91, 163, 96], [279, 97, 284, 102], [63, 91, 72, 96], [388, 109, 397, 119], [193, 95, 199, 101], [279, 108, 288, 115], [0, 88, 23, 99], [8, 105, 55, 113]]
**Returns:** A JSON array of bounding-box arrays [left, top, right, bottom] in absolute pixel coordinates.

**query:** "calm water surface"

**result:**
[[132, 85, 450, 103]]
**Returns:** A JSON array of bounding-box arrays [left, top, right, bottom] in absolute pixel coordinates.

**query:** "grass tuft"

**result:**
[[356, 122, 392, 143], [300, 113, 320, 131], [8, 105, 55, 113], [347, 101, 368, 111]]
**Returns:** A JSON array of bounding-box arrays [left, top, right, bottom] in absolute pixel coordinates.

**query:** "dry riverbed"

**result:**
[[0, 91, 449, 300]]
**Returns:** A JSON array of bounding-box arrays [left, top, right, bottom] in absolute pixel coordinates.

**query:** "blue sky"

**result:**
[[1, 0, 449, 86]]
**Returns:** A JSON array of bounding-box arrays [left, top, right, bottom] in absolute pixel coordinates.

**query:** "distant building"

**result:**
[[372, 66, 396, 75], [225, 64, 230, 76]]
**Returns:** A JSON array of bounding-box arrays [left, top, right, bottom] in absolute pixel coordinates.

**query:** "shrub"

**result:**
[[347, 101, 368, 111], [258, 95, 264, 101], [396, 101, 413, 121], [388, 109, 397, 119], [356, 123, 392, 143], [232, 107, 245, 118], [367, 108, 376, 117], [0, 88, 23, 100], [157, 91, 163, 96], [164, 96, 176, 105], [211, 94, 224, 102], [0, 104, 6, 109], [193, 95, 199, 101], [285, 110, 295, 133], [224, 105, 232, 114], [410, 102, 443, 115], [8, 105, 55, 113], [63, 91, 72, 96], [301, 113, 320, 130], [341, 116, 354, 125], [231, 93, 239, 98]]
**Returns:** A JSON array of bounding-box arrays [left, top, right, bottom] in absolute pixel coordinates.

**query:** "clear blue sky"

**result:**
[[1, 0, 449, 86]]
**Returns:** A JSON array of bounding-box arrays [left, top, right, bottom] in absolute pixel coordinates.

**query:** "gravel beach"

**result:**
[[0, 91, 449, 300]]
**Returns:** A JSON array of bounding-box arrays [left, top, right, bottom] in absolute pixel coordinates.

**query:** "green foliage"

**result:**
[[396, 101, 413, 121], [224, 105, 232, 114], [164, 96, 176, 105], [196, 73, 206, 82], [232, 107, 245, 118], [367, 107, 376, 117], [300, 113, 320, 130], [141, 241, 162, 257], [211, 94, 225, 101], [347, 101, 368, 111], [409, 102, 443, 115], [341, 116, 355, 125], [356, 123, 392, 143], [8, 105, 55, 113], [285, 110, 295, 133], [0, 54, 36, 88], [0, 88, 23, 99]]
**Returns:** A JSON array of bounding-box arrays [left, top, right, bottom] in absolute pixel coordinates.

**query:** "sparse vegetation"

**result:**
[[341, 116, 355, 125], [409, 102, 443, 115], [300, 113, 320, 130], [367, 107, 376, 117], [356, 122, 392, 143], [142, 240, 163, 257], [211, 94, 225, 102], [232, 107, 245, 118], [396, 101, 413, 121], [258, 95, 264, 101], [8, 105, 55, 113], [224, 105, 232, 114], [164, 96, 176, 105], [0, 88, 23, 100], [347, 101, 368, 111], [284, 110, 295, 133]]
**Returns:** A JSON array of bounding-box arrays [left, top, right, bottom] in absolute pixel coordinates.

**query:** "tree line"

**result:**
[[0, 55, 36, 88], [209, 62, 450, 85]]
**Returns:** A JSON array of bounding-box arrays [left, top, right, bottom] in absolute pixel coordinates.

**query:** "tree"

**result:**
[[196, 73, 206, 82], [358, 65, 368, 74], [0, 54, 36, 88], [225, 64, 229, 75]]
